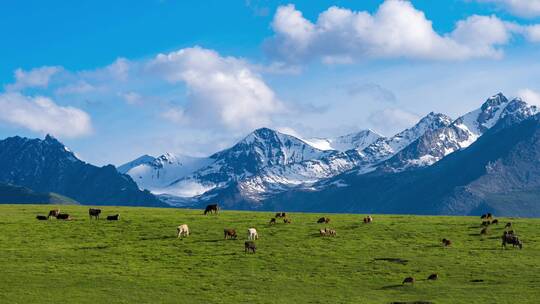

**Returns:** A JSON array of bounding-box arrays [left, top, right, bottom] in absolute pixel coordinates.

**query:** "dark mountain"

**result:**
[[0, 183, 77, 205], [259, 114, 540, 216], [0, 135, 164, 207]]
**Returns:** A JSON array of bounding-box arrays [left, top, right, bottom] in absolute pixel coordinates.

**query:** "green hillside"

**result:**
[[0, 205, 539, 303]]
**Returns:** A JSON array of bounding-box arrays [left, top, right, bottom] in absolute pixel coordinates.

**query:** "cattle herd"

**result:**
[[36, 208, 120, 221], [34, 205, 525, 286]]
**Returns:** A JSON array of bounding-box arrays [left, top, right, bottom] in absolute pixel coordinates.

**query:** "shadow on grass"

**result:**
[[380, 284, 404, 290], [139, 235, 176, 241], [373, 257, 409, 265], [77, 245, 110, 250]]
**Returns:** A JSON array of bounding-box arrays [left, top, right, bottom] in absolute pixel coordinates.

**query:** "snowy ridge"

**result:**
[[302, 129, 382, 151]]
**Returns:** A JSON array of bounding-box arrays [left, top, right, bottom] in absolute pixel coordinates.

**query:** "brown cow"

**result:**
[[363, 216, 373, 224], [317, 217, 330, 224], [48, 209, 60, 219], [36, 215, 48, 220], [275, 212, 286, 218], [224, 229, 237, 240], [442, 238, 452, 247], [245, 241, 256, 254], [402, 277, 415, 285], [283, 218, 291, 224]]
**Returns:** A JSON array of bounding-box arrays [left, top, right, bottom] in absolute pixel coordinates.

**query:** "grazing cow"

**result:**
[[481, 220, 491, 226], [505, 222, 512, 229], [502, 231, 523, 249], [177, 224, 190, 238], [480, 227, 488, 235], [317, 217, 330, 224], [319, 228, 327, 236], [247, 228, 258, 240], [56, 213, 71, 220], [480, 214, 487, 219], [442, 238, 452, 247], [88, 208, 101, 220], [204, 204, 219, 215], [245, 241, 256, 254], [224, 229, 237, 240], [269, 218, 277, 225], [363, 216, 373, 224], [48, 209, 60, 219], [275, 212, 287, 218], [427, 273, 438, 281], [36, 215, 48, 220], [319, 228, 336, 237], [402, 277, 415, 285], [283, 218, 292, 224], [491, 219, 499, 225], [107, 214, 120, 221], [487, 213, 493, 219]]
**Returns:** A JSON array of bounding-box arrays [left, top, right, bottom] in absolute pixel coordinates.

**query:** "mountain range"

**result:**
[[2, 93, 540, 216]]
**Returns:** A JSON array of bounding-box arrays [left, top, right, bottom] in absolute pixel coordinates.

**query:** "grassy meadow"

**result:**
[[0, 205, 539, 303]]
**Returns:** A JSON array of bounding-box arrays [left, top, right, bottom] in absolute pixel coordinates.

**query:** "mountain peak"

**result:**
[[481, 93, 508, 111]]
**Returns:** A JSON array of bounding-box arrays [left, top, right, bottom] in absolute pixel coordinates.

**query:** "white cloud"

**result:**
[[6, 66, 62, 91], [367, 108, 420, 136], [56, 81, 96, 95], [0, 92, 92, 138], [119, 91, 143, 105], [476, 0, 540, 18], [517, 88, 540, 106], [266, 1, 529, 63], [148, 46, 284, 130]]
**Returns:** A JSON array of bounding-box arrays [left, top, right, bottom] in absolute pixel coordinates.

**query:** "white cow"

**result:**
[[247, 228, 258, 240], [177, 224, 190, 238]]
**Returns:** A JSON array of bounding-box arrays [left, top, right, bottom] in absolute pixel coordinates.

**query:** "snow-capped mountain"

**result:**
[[380, 94, 538, 171], [120, 127, 331, 199], [302, 129, 382, 151]]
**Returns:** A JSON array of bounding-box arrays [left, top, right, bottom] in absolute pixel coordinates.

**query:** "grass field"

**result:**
[[0, 205, 539, 303]]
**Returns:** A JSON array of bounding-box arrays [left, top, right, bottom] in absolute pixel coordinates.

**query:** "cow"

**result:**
[[427, 273, 438, 281], [247, 228, 258, 240], [245, 241, 256, 254], [442, 238, 452, 247], [224, 229, 237, 240], [48, 209, 60, 219], [481, 220, 491, 226], [204, 204, 219, 215], [56, 213, 71, 220], [89, 208, 101, 220], [480, 227, 488, 235], [491, 219, 499, 225], [480, 214, 487, 219], [275, 212, 286, 218], [363, 216, 373, 224], [177, 224, 190, 238], [319, 228, 336, 237], [319, 228, 327, 236], [487, 213, 493, 219], [36, 215, 48, 221], [317, 217, 330, 224], [402, 277, 415, 285], [502, 231, 523, 249], [107, 214, 120, 221], [505, 222, 512, 229], [269, 218, 277, 225], [283, 218, 292, 224]]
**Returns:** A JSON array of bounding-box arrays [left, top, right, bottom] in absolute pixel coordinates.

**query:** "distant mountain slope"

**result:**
[[302, 129, 382, 151], [261, 114, 540, 216], [0, 135, 164, 207], [0, 183, 77, 205]]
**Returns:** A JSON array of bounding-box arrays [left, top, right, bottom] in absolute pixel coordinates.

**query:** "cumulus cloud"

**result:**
[[517, 88, 540, 106], [0, 92, 92, 138], [265, 0, 531, 63], [5, 66, 62, 91], [476, 0, 540, 18], [148, 46, 284, 130]]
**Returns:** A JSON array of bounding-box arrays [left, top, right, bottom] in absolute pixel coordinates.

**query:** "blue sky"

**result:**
[[1, 0, 540, 165]]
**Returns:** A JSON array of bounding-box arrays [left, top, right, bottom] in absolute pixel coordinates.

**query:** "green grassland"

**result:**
[[0, 205, 539, 304]]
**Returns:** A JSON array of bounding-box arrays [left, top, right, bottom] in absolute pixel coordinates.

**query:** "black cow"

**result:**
[[107, 214, 120, 221], [48, 209, 60, 219], [36, 215, 48, 221], [204, 204, 219, 215], [89, 208, 101, 220], [245, 241, 256, 254], [56, 213, 71, 220], [502, 231, 523, 249]]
